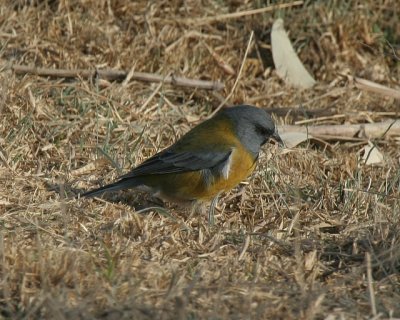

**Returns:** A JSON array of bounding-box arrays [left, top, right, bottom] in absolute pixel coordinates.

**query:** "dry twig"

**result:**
[[353, 77, 400, 100], [185, 1, 304, 25], [279, 120, 400, 140], [208, 31, 254, 118], [12, 65, 224, 90]]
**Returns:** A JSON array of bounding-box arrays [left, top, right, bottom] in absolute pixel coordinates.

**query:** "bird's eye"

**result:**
[[256, 126, 270, 136]]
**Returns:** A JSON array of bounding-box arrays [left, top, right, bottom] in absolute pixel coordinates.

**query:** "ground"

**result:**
[[1, 1, 400, 319]]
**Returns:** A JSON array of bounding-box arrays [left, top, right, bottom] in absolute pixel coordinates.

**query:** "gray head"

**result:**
[[220, 105, 282, 157]]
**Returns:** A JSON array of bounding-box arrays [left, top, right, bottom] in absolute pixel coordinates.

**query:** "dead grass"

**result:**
[[1, 0, 400, 319]]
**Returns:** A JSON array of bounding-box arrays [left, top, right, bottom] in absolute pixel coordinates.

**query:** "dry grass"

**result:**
[[1, 0, 400, 319]]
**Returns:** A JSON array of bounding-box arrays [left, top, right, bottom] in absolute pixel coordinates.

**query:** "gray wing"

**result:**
[[81, 148, 233, 198], [120, 148, 232, 179]]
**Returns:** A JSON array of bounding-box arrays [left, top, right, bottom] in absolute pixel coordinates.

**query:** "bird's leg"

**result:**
[[208, 196, 219, 225]]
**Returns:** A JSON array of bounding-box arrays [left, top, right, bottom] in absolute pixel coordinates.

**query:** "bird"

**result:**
[[80, 104, 283, 223]]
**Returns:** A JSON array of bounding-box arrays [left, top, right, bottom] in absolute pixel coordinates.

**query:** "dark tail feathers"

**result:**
[[79, 178, 140, 198]]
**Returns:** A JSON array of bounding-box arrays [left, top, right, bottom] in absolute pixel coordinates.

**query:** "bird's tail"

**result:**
[[79, 178, 140, 198]]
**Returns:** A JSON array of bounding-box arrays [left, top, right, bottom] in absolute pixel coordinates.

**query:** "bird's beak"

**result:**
[[271, 128, 285, 147]]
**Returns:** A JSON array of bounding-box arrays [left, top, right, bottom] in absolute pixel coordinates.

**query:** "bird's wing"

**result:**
[[120, 148, 232, 179]]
